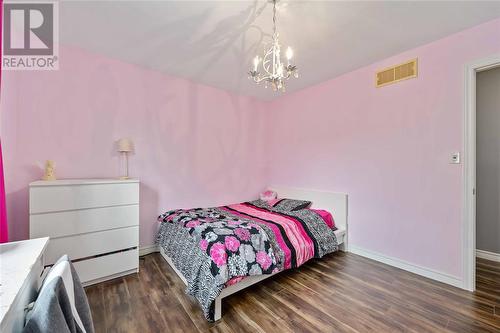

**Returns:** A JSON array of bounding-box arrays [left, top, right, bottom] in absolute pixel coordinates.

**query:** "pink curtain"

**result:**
[[0, 0, 8, 243], [0, 141, 7, 243]]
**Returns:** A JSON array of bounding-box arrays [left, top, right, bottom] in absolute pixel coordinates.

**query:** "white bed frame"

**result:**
[[159, 186, 348, 321]]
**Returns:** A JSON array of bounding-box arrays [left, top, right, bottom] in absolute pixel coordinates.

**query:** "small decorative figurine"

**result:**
[[42, 160, 56, 181]]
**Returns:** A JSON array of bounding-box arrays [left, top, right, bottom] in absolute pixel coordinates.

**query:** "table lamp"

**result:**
[[117, 138, 133, 179]]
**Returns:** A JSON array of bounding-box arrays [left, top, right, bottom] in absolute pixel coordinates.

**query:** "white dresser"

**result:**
[[29, 179, 139, 285]]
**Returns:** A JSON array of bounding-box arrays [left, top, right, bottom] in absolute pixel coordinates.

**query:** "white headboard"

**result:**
[[269, 185, 348, 237]]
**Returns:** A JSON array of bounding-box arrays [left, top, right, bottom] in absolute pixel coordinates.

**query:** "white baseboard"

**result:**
[[476, 249, 500, 262], [140, 243, 467, 288], [349, 246, 464, 289], [139, 244, 159, 256]]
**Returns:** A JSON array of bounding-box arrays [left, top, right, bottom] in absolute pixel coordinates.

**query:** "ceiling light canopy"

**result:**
[[248, 0, 298, 92]]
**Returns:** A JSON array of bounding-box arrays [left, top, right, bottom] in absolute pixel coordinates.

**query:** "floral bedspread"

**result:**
[[160, 208, 278, 283], [157, 200, 337, 321]]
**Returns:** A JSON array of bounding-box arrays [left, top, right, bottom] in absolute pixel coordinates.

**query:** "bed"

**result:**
[[157, 186, 348, 321]]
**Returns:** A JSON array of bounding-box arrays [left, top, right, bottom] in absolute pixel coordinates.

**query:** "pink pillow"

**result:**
[[260, 190, 277, 201], [310, 209, 336, 229]]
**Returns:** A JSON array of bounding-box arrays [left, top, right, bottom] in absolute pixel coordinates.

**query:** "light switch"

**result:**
[[450, 152, 460, 164]]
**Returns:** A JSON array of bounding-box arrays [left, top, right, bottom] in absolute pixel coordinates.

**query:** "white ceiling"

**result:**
[[59, 1, 500, 100]]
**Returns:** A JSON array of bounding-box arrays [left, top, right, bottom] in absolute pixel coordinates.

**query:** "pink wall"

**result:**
[[0, 46, 269, 245], [266, 18, 500, 278], [2, 17, 499, 281]]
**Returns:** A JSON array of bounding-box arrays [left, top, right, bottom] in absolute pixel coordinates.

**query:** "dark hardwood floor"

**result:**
[[85, 252, 500, 333]]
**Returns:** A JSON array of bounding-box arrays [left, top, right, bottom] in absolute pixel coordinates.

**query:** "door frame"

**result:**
[[463, 54, 500, 291]]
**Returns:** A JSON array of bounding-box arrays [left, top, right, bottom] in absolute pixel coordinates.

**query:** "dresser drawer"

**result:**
[[45, 226, 139, 264], [30, 205, 139, 239], [30, 182, 139, 214], [74, 248, 139, 285]]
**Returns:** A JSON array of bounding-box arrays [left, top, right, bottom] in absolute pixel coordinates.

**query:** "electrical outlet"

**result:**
[[450, 152, 460, 164]]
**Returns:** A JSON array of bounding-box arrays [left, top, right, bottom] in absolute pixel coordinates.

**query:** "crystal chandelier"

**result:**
[[248, 0, 298, 92]]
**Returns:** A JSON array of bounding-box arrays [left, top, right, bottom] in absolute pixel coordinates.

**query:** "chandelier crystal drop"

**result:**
[[248, 0, 298, 92]]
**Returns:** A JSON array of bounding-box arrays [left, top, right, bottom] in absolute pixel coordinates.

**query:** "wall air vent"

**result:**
[[376, 58, 418, 88]]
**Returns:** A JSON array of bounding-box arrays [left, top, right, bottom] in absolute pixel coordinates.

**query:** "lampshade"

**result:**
[[117, 138, 133, 152]]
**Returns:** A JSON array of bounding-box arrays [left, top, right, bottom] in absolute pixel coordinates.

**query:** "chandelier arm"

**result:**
[[262, 46, 274, 76]]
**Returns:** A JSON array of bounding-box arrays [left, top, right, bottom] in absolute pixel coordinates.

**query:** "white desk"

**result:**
[[0, 238, 49, 333]]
